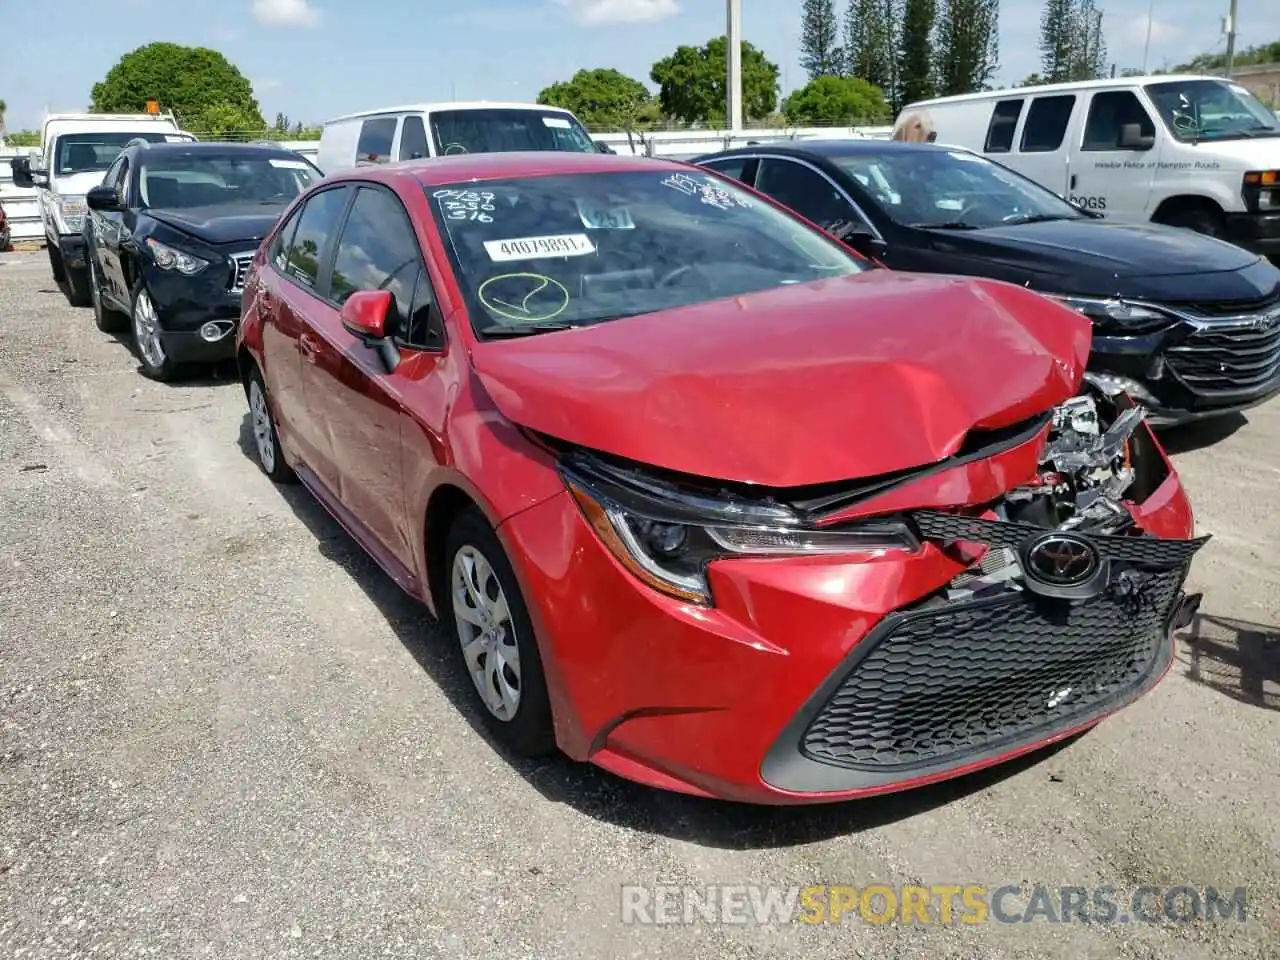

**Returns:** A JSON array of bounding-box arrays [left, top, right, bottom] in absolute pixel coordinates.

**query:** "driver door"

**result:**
[[1067, 89, 1158, 222]]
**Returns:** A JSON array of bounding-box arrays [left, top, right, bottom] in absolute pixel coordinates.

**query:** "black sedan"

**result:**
[[693, 140, 1280, 427], [84, 141, 321, 381]]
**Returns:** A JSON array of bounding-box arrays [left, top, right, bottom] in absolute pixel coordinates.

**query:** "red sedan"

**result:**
[[235, 152, 1207, 805]]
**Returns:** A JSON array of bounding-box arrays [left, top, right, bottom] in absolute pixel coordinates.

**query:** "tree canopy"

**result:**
[[650, 36, 780, 124], [536, 68, 659, 130], [784, 76, 889, 124], [800, 0, 844, 79], [90, 42, 266, 137]]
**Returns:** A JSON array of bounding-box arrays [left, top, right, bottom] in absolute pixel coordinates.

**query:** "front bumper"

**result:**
[[1089, 313, 1280, 426], [499, 451, 1200, 805], [143, 260, 247, 363], [1223, 210, 1280, 255]]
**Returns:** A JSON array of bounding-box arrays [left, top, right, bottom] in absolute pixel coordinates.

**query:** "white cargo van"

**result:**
[[12, 111, 196, 304], [315, 101, 604, 174], [894, 75, 1280, 257]]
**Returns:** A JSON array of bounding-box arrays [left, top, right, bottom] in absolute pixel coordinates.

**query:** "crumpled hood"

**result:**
[[148, 202, 289, 245], [469, 272, 1091, 487]]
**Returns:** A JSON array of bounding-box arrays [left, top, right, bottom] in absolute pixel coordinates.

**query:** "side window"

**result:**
[[356, 117, 398, 165], [281, 187, 351, 292], [754, 158, 861, 230], [1082, 91, 1156, 151], [329, 186, 422, 341], [702, 157, 750, 183], [984, 100, 1023, 153], [270, 206, 304, 272], [405, 268, 445, 350], [1020, 95, 1076, 153], [398, 115, 429, 160]]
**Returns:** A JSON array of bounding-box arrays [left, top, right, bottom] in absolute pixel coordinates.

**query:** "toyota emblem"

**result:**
[[1023, 533, 1100, 586]]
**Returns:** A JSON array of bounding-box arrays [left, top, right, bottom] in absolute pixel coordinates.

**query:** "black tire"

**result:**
[[129, 279, 181, 382], [46, 244, 66, 282], [245, 365, 298, 484], [1157, 205, 1225, 238], [65, 265, 92, 307], [444, 507, 555, 757], [88, 255, 126, 332]]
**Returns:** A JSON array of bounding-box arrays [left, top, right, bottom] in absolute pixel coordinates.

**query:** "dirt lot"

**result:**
[[1, 250, 1278, 959]]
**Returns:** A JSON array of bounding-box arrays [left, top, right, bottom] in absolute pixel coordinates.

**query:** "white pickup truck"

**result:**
[[11, 112, 196, 305]]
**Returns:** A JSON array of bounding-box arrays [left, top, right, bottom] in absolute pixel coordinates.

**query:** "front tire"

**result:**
[[246, 366, 298, 484], [46, 244, 66, 282], [445, 508, 555, 757], [130, 281, 180, 381], [65, 265, 92, 307]]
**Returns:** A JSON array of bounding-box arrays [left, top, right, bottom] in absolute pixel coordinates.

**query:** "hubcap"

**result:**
[[452, 545, 521, 721], [133, 290, 165, 369], [249, 380, 276, 473]]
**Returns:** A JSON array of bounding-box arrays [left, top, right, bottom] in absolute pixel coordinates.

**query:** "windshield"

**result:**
[[53, 131, 181, 176], [1145, 79, 1280, 141], [428, 109, 596, 156], [831, 147, 1085, 229], [138, 152, 320, 209], [429, 169, 868, 336]]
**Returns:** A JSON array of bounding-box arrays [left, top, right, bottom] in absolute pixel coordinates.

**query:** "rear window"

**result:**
[[427, 169, 867, 338], [428, 109, 595, 156]]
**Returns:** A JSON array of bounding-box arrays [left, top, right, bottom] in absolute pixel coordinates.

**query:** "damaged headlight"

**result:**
[[1044, 294, 1171, 334], [561, 456, 919, 605]]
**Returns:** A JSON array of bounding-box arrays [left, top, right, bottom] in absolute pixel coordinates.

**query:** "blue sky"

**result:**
[[2, 0, 1277, 131]]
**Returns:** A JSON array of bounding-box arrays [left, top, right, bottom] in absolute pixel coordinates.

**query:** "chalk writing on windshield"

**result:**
[[434, 188, 496, 222], [661, 173, 754, 210], [478, 272, 570, 323]]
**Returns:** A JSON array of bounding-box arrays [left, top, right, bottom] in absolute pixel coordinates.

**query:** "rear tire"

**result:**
[[445, 507, 555, 757], [89, 256, 125, 332], [65, 265, 92, 307]]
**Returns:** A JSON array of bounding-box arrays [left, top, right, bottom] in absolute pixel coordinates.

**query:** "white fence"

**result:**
[[0, 125, 892, 247]]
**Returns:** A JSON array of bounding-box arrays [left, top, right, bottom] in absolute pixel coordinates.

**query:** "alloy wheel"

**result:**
[[452, 545, 522, 721], [249, 379, 276, 474], [132, 290, 166, 369]]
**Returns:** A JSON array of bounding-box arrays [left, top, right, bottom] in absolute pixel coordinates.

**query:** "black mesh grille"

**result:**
[[801, 567, 1186, 770], [1165, 323, 1280, 396], [1172, 292, 1280, 317], [910, 510, 1209, 568]]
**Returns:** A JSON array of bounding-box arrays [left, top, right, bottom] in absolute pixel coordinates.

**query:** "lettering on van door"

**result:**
[[1068, 194, 1108, 210]]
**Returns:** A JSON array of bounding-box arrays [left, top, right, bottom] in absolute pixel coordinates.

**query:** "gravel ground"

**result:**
[[1, 250, 1278, 959]]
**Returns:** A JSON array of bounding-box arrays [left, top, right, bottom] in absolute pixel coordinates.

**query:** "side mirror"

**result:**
[[10, 157, 36, 189], [830, 220, 886, 261], [1118, 123, 1155, 150], [86, 185, 122, 212], [594, 140, 616, 154], [340, 289, 400, 372]]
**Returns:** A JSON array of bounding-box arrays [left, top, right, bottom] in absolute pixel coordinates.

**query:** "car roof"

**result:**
[[128, 141, 308, 160], [324, 101, 575, 124], [697, 139, 952, 161], [331, 151, 690, 187]]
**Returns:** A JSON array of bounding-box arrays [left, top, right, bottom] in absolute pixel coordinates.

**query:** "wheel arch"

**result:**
[[1151, 194, 1226, 224]]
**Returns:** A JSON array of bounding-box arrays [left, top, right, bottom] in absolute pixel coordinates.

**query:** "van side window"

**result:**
[[356, 117, 398, 165], [1082, 91, 1156, 151], [399, 116, 429, 160], [984, 100, 1023, 153], [1020, 95, 1076, 153]]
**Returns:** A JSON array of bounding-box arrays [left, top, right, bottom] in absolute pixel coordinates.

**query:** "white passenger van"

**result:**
[[315, 101, 603, 174], [895, 75, 1280, 256]]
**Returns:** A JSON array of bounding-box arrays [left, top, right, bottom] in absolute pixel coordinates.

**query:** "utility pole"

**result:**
[[1142, 0, 1154, 73], [727, 0, 743, 132], [1224, 0, 1238, 77]]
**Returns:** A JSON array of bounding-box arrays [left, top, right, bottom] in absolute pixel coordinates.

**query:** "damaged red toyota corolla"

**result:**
[[236, 152, 1207, 805]]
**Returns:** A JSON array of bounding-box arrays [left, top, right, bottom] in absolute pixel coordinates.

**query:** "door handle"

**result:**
[[299, 333, 318, 362], [1069, 174, 1078, 190]]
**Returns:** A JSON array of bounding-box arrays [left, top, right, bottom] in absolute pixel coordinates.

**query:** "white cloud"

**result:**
[[1118, 14, 1183, 48], [250, 0, 320, 27], [554, 0, 679, 26]]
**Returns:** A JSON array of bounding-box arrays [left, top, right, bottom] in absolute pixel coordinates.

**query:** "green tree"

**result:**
[[90, 42, 266, 135], [800, 0, 843, 79], [844, 0, 896, 105], [783, 75, 889, 124], [650, 37, 780, 125], [1069, 0, 1106, 81], [537, 68, 653, 129], [897, 0, 937, 105], [0, 97, 7, 137], [193, 104, 266, 141], [1039, 0, 1076, 81], [1017, 72, 1047, 86], [935, 0, 999, 96], [1174, 40, 1280, 72]]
